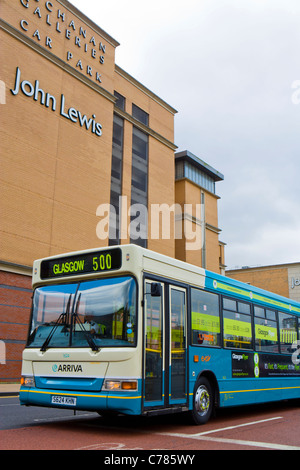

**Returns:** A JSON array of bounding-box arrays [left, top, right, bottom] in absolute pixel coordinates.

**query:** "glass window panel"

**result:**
[[223, 298, 236, 311], [238, 302, 250, 314], [145, 282, 163, 402], [175, 161, 184, 180], [223, 310, 252, 349], [182, 162, 216, 193], [170, 288, 186, 400], [266, 310, 276, 321], [74, 277, 137, 348], [130, 127, 148, 248], [27, 284, 77, 348], [132, 131, 148, 160], [112, 118, 124, 147], [132, 104, 149, 126], [255, 317, 279, 353], [131, 166, 147, 192], [279, 312, 298, 354], [109, 115, 124, 245], [254, 306, 264, 318], [191, 289, 220, 347], [27, 278, 137, 349], [114, 91, 125, 111]]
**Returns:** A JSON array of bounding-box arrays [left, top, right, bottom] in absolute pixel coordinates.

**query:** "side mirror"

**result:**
[[151, 283, 162, 297]]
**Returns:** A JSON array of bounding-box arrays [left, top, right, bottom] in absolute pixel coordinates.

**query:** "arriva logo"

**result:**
[[52, 364, 83, 373]]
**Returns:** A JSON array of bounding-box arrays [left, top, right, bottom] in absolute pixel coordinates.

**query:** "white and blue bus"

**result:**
[[20, 245, 300, 424]]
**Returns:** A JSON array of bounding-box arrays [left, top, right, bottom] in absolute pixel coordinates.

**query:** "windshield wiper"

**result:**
[[40, 294, 72, 352], [71, 294, 100, 352]]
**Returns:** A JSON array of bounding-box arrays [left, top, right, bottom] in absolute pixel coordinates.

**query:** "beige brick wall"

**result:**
[[226, 266, 290, 298], [1, 29, 115, 265], [175, 178, 222, 272], [1, 0, 177, 266]]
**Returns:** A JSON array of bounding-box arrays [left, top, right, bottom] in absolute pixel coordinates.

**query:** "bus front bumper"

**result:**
[[19, 386, 142, 416]]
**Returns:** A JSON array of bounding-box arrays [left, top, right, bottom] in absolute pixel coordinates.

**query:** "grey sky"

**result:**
[[69, 0, 300, 269]]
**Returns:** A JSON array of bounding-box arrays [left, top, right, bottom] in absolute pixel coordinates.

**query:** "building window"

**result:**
[[132, 104, 149, 126], [175, 161, 184, 180], [130, 126, 148, 247], [109, 115, 124, 245], [175, 160, 216, 194], [114, 91, 125, 111]]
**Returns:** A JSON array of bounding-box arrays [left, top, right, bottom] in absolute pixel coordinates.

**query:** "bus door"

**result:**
[[169, 286, 187, 405], [144, 280, 165, 407], [144, 281, 188, 409]]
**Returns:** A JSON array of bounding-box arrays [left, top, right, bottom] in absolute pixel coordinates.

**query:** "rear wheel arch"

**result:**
[[198, 370, 220, 408]]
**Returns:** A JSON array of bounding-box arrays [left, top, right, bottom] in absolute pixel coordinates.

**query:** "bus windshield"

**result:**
[[27, 276, 137, 349]]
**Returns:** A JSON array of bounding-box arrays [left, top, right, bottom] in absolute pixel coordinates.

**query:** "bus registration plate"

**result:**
[[51, 395, 77, 406]]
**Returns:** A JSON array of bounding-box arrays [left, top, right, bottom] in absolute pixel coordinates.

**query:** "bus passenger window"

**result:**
[[279, 312, 298, 354], [223, 298, 252, 350], [254, 306, 278, 353], [191, 289, 220, 347]]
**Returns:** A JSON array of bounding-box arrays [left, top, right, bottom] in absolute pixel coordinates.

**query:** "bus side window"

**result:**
[[254, 306, 279, 353], [279, 312, 298, 354], [223, 298, 252, 350], [191, 289, 220, 347]]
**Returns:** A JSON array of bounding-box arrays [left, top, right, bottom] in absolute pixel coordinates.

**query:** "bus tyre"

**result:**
[[191, 377, 213, 425]]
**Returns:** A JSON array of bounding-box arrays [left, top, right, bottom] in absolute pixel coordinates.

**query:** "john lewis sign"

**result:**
[[11, 67, 103, 137]]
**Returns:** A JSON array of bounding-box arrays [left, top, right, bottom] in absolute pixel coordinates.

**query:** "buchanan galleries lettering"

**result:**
[[11, 67, 102, 137]]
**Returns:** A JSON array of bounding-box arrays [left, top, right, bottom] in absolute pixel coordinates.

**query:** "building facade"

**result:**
[[226, 263, 300, 302], [0, 0, 225, 382], [174, 151, 225, 274]]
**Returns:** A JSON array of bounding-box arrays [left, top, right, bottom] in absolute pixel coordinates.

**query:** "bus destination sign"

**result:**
[[40, 248, 122, 279]]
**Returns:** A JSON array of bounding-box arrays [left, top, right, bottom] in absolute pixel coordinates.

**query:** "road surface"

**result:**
[[1, 395, 300, 451]]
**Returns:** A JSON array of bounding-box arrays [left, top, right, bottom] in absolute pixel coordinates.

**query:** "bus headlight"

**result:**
[[20, 376, 35, 387], [102, 379, 137, 391]]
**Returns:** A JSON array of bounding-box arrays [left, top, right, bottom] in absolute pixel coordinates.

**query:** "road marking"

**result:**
[[0, 396, 19, 399], [160, 416, 282, 439], [34, 413, 96, 423], [76, 443, 143, 451], [191, 416, 283, 436], [159, 416, 300, 450], [0, 403, 19, 407], [174, 435, 300, 450]]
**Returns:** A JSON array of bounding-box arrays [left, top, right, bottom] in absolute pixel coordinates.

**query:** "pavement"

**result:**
[[0, 383, 20, 396]]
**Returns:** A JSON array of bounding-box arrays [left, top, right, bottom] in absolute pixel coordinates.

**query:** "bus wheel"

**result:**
[[191, 377, 213, 425]]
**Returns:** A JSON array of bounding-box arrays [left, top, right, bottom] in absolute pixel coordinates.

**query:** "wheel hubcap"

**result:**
[[195, 385, 210, 416]]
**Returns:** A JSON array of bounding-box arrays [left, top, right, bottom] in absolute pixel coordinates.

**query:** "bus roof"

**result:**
[[32, 245, 300, 314], [205, 269, 300, 315]]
